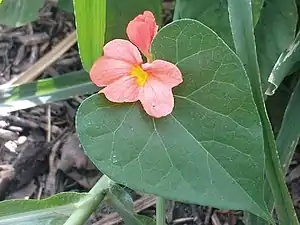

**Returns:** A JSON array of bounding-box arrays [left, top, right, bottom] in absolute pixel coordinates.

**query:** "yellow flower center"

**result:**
[[130, 65, 149, 86]]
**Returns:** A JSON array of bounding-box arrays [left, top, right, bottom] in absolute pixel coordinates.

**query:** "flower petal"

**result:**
[[103, 39, 142, 65], [100, 76, 140, 102], [126, 11, 158, 57], [139, 78, 174, 118], [90, 57, 132, 87], [142, 60, 183, 88]]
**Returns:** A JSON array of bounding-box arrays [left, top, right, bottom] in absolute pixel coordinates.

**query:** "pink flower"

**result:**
[[90, 11, 183, 118], [126, 11, 158, 60]]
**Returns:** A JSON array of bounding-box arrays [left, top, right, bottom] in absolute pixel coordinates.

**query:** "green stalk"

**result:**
[[156, 196, 165, 225], [173, 0, 180, 21], [63, 175, 111, 225], [227, 0, 299, 224]]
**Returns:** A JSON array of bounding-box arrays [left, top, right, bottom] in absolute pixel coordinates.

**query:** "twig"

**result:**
[[10, 31, 77, 85], [211, 212, 222, 225], [204, 207, 213, 225], [93, 196, 156, 225], [172, 217, 195, 224], [47, 105, 51, 142]]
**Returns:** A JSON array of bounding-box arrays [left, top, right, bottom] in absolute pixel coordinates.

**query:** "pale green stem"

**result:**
[[63, 175, 111, 225], [156, 196, 165, 225]]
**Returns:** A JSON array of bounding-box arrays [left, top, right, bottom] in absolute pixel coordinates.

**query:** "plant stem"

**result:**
[[227, 0, 299, 224], [156, 196, 165, 225], [173, 0, 180, 21], [63, 175, 111, 225]]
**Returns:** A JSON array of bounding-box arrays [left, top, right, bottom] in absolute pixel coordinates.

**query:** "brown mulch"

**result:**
[[0, 1, 299, 225]]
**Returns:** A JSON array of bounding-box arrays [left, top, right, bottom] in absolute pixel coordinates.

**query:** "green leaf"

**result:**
[[266, 31, 300, 95], [74, 0, 106, 71], [177, 0, 264, 48], [106, 186, 156, 225], [227, 0, 298, 224], [58, 0, 73, 13], [106, 0, 161, 41], [178, 0, 233, 47], [243, 82, 298, 225], [0, 192, 87, 225], [0, 0, 45, 27], [76, 19, 270, 221], [252, 0, 264, 25], [0, 70, 98, 113], [247, 75, 300, 225], [277, 78, 300, 174], [255, 0, 297, 93]]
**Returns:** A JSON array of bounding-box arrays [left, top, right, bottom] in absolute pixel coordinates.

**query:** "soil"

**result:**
[[0, 1, 299, 225]]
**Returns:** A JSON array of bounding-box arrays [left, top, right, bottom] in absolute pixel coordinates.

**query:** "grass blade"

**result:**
[[74, 0, 106, 71], [277, 78, 300, 173], [0, 71, 97, 113], [266, 32, 300, 95]]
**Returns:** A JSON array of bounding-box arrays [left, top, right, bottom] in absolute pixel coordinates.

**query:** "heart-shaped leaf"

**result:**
[[76, 19, 270, 221]]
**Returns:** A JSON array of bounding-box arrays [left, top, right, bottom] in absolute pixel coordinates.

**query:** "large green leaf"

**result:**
[[0, 71, 98, 113], [266, 31, 300, 95], [0, 192, 87, 225], [255, 0, 298, 93], [0, 0, 45, 27], [177, 0, 264, 48], [106, 0, 161, 41], [74, 0, 106, 71], [76, 19, 270, 221]]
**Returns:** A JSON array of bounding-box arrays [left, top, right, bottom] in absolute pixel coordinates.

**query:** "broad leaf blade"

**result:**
[[178, 0, 264, 48], [76, 19, 270, 220], [255, 0, 297, 93], [0, 0, 44, 27], [74, 0, 106, 71], [0, 192, 87, 225], [0, 71, 97, 113]]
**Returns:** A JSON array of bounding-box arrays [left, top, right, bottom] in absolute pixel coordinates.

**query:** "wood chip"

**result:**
[[0, 128, 18, 141]]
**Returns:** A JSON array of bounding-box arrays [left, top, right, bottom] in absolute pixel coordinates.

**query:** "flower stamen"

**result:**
[[130, 65, 149, 86]]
